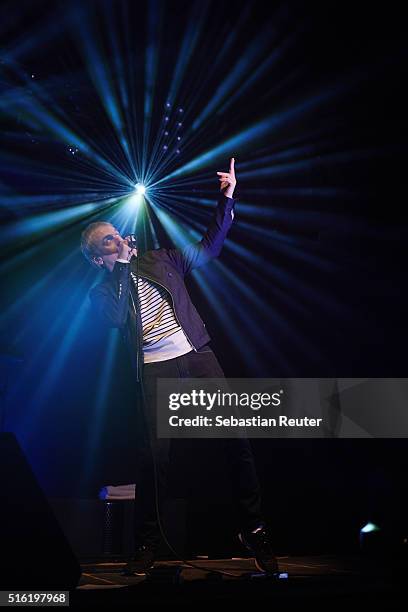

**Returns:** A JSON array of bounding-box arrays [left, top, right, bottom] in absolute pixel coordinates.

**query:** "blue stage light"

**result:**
[[134, 183, 146, 195], [361, 522, 380, 534]]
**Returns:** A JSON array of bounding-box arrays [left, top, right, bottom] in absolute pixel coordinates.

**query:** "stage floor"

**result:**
[[70, 555, 405, 605]]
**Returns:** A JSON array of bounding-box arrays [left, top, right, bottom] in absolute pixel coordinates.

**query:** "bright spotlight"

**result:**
[[134, 183, 146, 196], [360, 522, 380, 534]]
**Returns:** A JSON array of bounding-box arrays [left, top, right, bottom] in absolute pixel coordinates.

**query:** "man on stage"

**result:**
[[80, 158, 278, 575]]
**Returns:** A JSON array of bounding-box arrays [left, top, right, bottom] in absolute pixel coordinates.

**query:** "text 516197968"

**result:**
[[0, 592, 69, 607]]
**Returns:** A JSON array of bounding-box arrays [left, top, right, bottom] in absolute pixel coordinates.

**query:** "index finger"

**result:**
[[229, 157, 235, 173]]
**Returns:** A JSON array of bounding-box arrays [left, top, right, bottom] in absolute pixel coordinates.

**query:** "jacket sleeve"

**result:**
[[89, 262, 132, 328], [166, 195, 235, 276]]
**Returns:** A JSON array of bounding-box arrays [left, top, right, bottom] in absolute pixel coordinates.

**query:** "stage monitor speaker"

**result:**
[[0, 432, 82, 590]]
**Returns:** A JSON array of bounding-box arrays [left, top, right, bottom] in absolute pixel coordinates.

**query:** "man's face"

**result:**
[[91, 223, 123, 266]]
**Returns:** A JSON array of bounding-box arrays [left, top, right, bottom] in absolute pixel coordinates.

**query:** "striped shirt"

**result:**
[[130, 272, 192, 363]]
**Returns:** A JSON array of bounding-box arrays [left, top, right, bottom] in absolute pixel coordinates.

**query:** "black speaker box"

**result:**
[[0, 433, 81, 590]]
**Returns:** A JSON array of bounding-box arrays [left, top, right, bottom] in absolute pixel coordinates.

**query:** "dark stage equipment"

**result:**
[[0, 432, 81, 590]]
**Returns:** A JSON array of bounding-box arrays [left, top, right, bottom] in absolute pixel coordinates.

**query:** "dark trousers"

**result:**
[[134, 345, 263, 548]]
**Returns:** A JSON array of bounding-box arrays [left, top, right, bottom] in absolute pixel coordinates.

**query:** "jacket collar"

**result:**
[[102, 250, 169, 291]]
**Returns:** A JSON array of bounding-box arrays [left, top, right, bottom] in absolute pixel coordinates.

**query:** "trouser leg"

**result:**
[[221, 437, 263, 531], [134, 435, 171, 549], [134, 360, 175, 549], [184, 347, 264, 531]]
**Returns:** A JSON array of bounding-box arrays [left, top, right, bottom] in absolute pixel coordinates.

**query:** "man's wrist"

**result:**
[[116, 258, 130, 264]]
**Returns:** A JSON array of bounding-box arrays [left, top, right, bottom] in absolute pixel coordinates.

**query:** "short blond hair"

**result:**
[[80, 221, 112, 268]]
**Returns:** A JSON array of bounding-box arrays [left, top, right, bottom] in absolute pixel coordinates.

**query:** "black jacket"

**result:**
[[90, 195, 236, 376]]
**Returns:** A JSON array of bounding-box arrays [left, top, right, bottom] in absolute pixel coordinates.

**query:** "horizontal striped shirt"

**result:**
[[130, 272, 192, 363]]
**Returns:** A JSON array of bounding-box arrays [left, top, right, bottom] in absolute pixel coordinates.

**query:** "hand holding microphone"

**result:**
[[118, 234, 138, 261]]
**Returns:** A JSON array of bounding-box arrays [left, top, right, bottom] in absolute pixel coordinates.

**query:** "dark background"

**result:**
[[0, 0, 407, 553]]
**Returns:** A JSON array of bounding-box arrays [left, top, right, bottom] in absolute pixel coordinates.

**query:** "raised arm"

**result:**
[[167, 157, 237, 276]]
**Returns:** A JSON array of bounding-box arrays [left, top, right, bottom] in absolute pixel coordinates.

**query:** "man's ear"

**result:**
[[92, 256, 104, 268]]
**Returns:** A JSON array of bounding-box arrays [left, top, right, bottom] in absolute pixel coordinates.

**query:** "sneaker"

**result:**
[[122, 545, 156, 575], [238, 524, 279, 574]]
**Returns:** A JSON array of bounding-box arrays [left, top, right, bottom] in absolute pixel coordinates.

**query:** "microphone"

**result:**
[[127, 234, 137, 249]]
